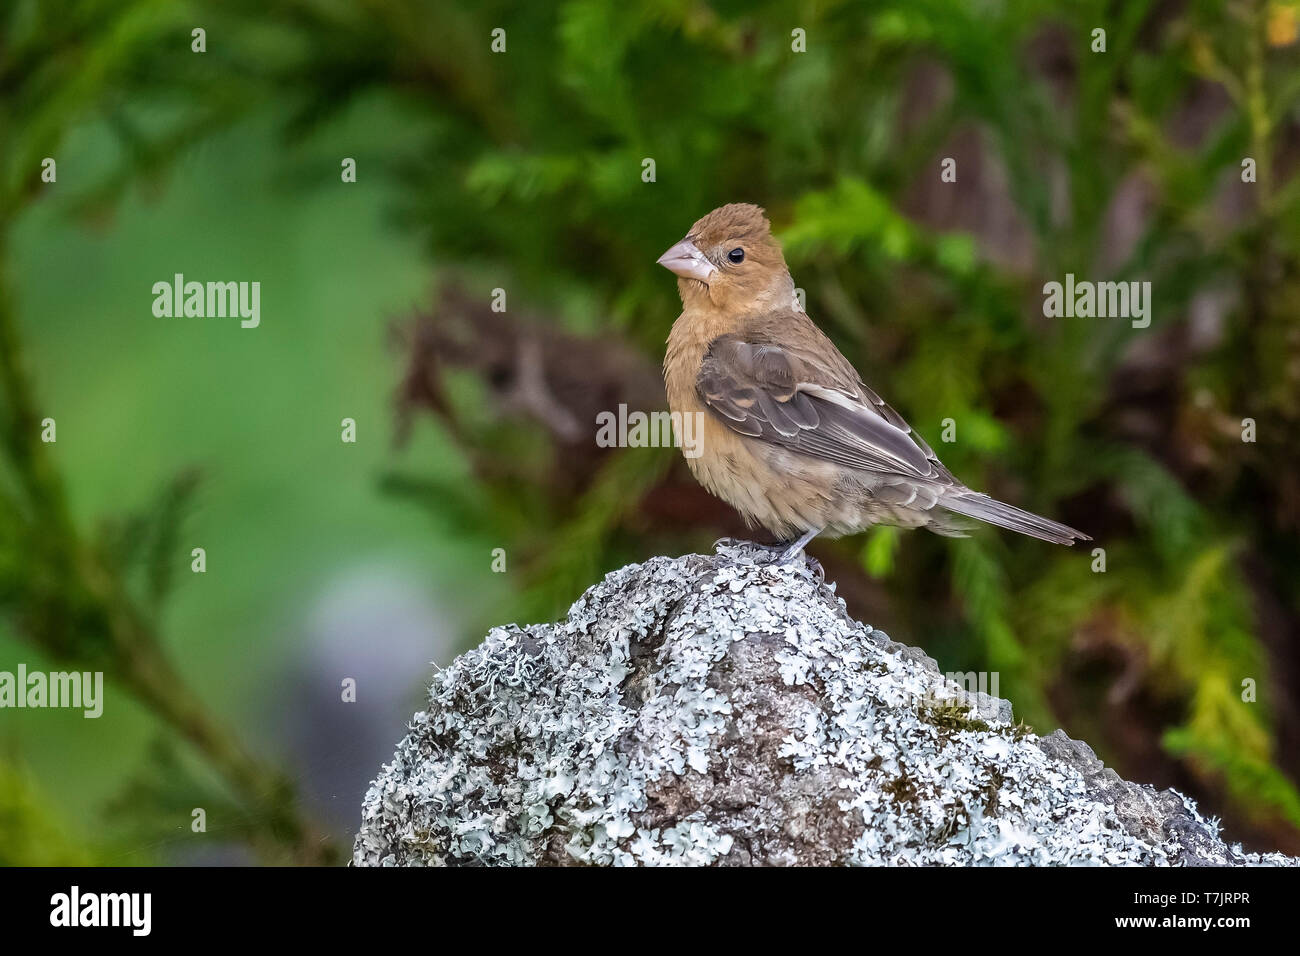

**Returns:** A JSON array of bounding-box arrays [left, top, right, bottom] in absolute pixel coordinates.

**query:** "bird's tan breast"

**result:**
[[664, 310, 852, 537]]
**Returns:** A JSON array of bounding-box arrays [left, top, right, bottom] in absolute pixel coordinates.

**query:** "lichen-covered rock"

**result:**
[[353, 545, 1297, 866]]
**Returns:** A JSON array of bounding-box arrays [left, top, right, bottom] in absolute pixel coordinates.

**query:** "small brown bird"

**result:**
[[659, 203, 1089, 561]]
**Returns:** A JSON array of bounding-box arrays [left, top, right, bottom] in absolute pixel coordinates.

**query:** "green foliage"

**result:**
[[0, 0, 340, 866], [860, 525, 899, 579], [0, 754, 96, 865]]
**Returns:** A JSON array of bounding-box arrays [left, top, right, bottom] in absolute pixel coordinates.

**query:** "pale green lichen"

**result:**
[[353, 546, 1297, 867]]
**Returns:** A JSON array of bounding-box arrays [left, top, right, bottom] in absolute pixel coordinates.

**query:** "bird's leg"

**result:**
[[776, 527, 821, 564]]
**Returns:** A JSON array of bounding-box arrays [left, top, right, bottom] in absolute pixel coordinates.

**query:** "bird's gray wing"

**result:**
[[696, 331, 950, 482]]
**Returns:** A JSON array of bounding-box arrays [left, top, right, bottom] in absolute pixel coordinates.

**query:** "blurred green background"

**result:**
[[1, 0, 1299, 864]]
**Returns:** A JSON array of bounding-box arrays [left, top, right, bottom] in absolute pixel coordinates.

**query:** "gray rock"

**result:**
[[353, 545, 1298, 866]]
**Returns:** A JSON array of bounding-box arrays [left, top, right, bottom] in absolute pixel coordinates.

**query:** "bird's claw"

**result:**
[[714, 532, 824, 582], [713, 536, 785, 554], [712, 535, 823, 583], [768, 545, 824, 583], [776, 542, 803, 563]]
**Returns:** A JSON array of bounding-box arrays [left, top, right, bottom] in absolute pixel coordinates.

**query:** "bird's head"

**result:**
[[657, 203, 796, 313]]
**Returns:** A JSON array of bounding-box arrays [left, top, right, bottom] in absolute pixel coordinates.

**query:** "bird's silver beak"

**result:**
[[657, 237, 717, 282]]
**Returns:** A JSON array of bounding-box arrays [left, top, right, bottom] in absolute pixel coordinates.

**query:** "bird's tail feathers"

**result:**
[[938, 492, 1089, 546]]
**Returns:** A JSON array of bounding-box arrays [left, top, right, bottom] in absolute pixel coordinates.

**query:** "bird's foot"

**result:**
[[772, 527, 822, 564], [775, 542, 804, 564], [714, 530, 824, 582], [712, 536, 786, 554], [771, 544, 825, 584]]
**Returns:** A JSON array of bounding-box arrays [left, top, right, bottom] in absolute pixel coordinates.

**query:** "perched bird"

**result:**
[[659, 202, 1089, 562]]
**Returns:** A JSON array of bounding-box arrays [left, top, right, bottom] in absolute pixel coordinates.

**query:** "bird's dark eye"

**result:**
[[728, 247, 745, 263]]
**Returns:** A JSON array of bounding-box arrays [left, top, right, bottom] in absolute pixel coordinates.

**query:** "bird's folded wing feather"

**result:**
[[696, 324, 949, 482]]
